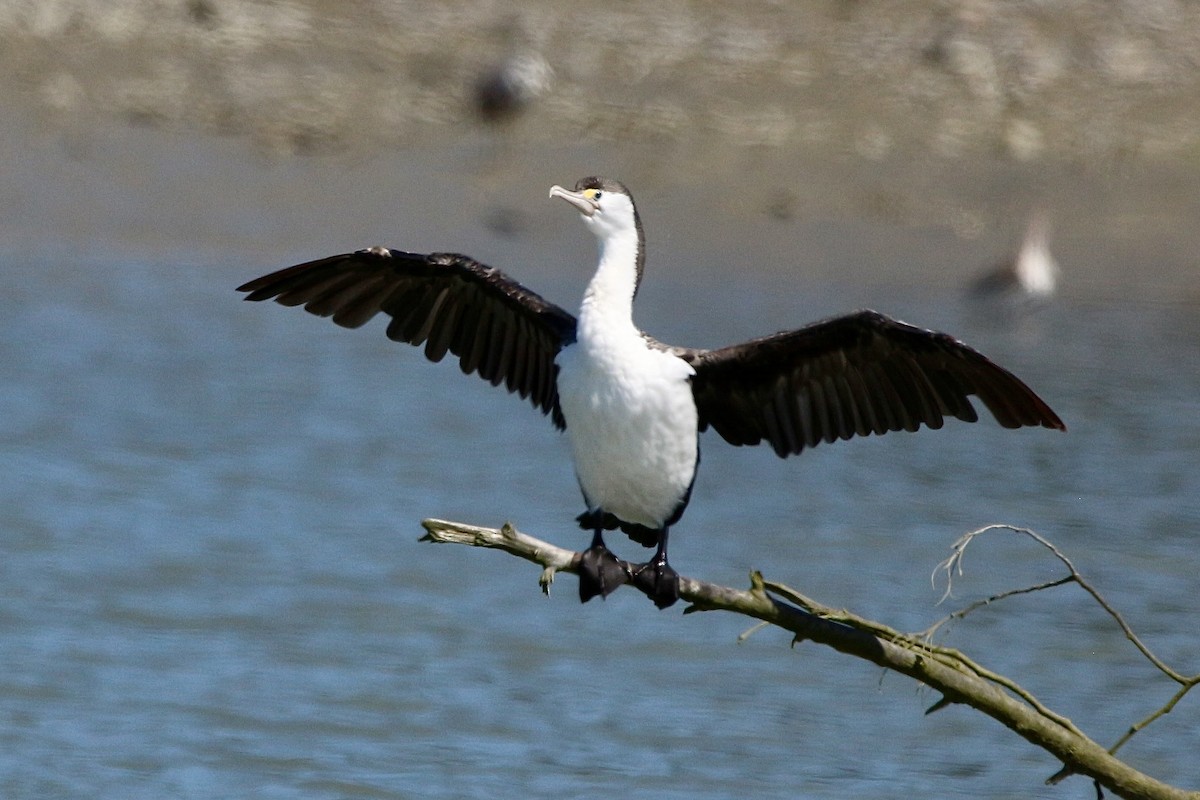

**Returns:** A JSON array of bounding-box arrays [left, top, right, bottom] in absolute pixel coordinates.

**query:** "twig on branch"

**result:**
[[926, 524, 1200, 763], [419, 518, 1199, 800]]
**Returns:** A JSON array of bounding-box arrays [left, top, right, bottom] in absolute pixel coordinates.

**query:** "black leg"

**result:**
[[631, 529, 680, 609], [578, 528, 630, 603]]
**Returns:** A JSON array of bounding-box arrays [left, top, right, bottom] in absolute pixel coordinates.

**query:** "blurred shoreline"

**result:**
[[8, 1, 1200, 162], [4, 0, 1199, 300]]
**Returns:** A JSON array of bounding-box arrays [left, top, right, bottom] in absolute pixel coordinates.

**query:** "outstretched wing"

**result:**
[[678, 309, 1064, 457], [238, 248, 577, 426]]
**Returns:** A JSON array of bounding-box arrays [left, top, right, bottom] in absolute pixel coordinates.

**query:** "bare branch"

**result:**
[[1110, 683, 1198, 754], [419, 518, 1200, 800], [925, 524, 1200, 758], [921, 576, 1076, 640]]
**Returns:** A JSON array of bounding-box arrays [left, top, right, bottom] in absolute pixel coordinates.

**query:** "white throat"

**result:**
[[577, 226, 641, 347]]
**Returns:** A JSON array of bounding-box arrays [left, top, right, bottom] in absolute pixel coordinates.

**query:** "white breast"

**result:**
[[555, 338, 699, 529]]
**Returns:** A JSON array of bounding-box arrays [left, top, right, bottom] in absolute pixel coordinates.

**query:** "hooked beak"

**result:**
[[548, 184, 599, 217]]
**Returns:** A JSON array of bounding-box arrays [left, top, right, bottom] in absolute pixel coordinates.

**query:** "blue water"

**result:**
[[2, 135, 1199, 798]]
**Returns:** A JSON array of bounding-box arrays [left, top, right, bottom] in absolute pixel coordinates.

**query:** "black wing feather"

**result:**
[[238, 248, 577, 425], [680, 309, 1064, 456]]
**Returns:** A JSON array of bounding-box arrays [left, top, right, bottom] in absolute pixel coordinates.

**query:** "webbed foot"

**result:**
[[632, 558, 680, 609], [578, 544, 630, 603]]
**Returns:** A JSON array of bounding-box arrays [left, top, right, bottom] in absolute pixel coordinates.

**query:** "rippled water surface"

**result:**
[[2, 126, 1199, 799]]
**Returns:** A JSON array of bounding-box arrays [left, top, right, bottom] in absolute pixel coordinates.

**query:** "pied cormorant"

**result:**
[[239, 177, 1064, 608]]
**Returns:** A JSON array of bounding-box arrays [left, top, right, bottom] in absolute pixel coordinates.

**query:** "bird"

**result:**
[[971, 211, 1059, 300], [474, 51, 554, 124], [238, 176, 1065, 609]]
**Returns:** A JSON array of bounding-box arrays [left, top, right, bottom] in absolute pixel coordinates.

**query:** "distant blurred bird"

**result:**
[[470, 48, 555, 237], [474, 52, 554, 124], [972, 212, 1059, 300]]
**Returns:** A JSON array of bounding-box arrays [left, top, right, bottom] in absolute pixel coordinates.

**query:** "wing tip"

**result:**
[[1043, 413, 1067, 432], [236, 277, 270, 296]]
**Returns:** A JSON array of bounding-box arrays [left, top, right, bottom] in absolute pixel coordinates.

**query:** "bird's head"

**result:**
[[549, 176, 647, 296], [548, 177, 641, 242]]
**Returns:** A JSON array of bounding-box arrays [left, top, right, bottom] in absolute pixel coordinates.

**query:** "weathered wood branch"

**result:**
[[419, 518, 1199, 800], [930, 524, 1200, 772]]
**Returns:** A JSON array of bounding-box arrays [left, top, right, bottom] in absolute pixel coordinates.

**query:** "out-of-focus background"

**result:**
[[2, 2, 1198, 798], [6, 0, 1200, 297]]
